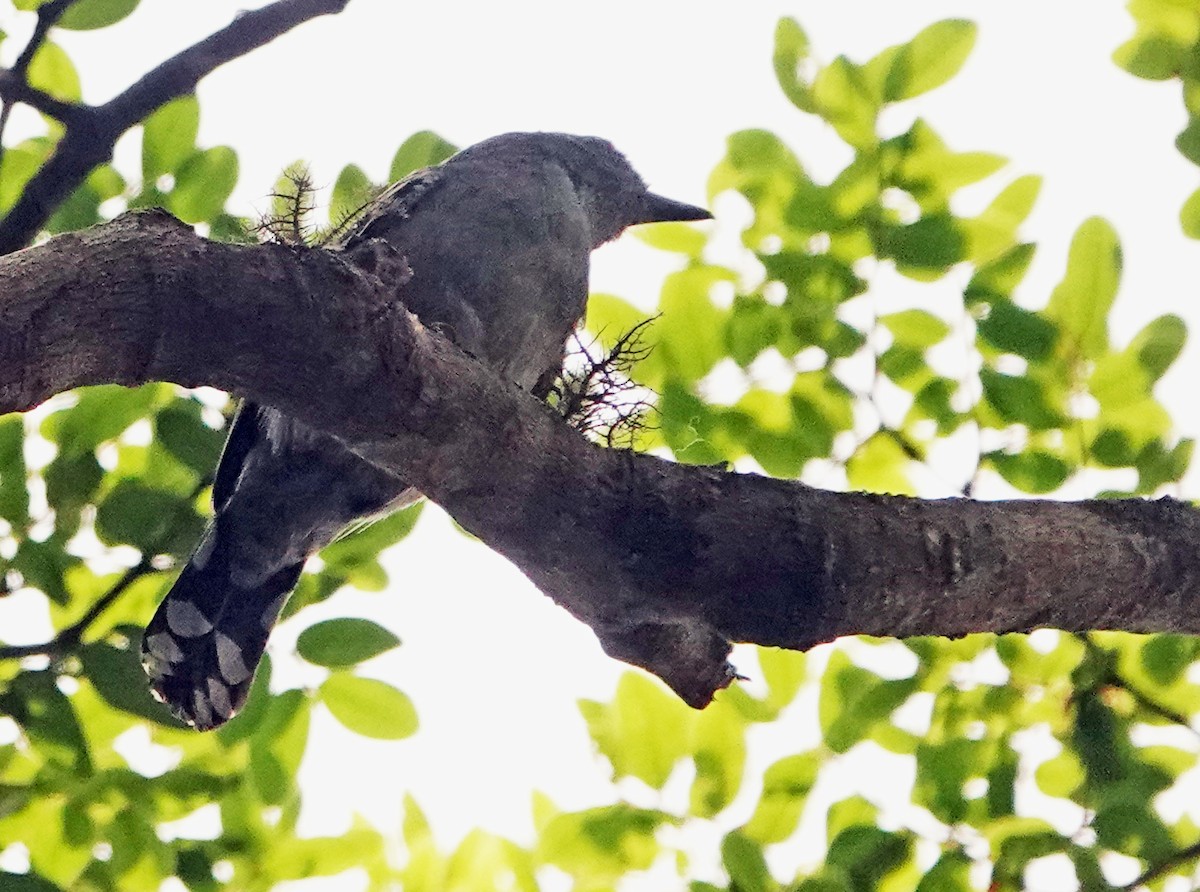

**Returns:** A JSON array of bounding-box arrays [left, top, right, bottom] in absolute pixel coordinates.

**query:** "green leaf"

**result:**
[[261, 826, 387, 881], [389, 131, 457, 182], [1045, 217, 1121, 360], [1035, 750, 1085, 798], [330, 163, 374, 226], [1140, 634, 1200, 686], [0, 416, 29, 527], [967, 242, 1036, 301], [876, 20, 977, 102], [980, 369, 1064, 429], [989, 451, 1071, 494], [46, 182, 103, 234], [976, 298, 1057, 361], [43, 451, 104, 532], [297, 618, 401, 668], [966, 175, 1042, 262], [269, 159, 312, 230], [320, 674, 418, 739], [878, 214, 965, 272], [143, 95, 199, 178], [57, 0, 139, 30], [41, 384, 162, 452], [580, 673, 695, 789], [12, 535, 77, 604], [916, 854, 972, 892], [689, 703, 746, 817], [1116, 32, 1186, 80], [760, 646, 807, 711], [881, 310, 950, 349], [154, 400, 225, 476], [250, 689, 311, 803], [656, 266, 734, 383], [846, 433, 914, 496], [0, 672, 91, 775], [1179, 117, 1200, 165], [318, 504, 422, 571], [743, 753, 821, 843], [893, 119, 1006, 210], [0, 140, 51, 215], [722, 832, 774, 892], [537, 804, 669, 880], [0, 873, 64, 891], [634, 220, 708, 257], [27, 42, 80, 103], [80, 632, 185, 726], [773, 18, 815, 112], [170, 146, 239, 223], [827, 824, 911, 887], [94, 480, 197, 552], [1129, 313, 1187, 381], [1181, 186, 1200, 238], [812, 56, 878, 148], [819, 650, 919, 752]]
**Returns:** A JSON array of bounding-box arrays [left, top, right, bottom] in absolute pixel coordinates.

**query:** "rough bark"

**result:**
[[3, 209, 1199, 707]]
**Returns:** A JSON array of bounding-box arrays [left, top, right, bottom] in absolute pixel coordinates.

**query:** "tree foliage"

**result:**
[[0, 3, 1198, 890]]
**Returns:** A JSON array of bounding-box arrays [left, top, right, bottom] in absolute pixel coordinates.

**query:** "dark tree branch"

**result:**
[[0, 70, 88, 124], [5, 209, 1200, 706], [0, 0, 352, 256], [0, 0, 79, 172]]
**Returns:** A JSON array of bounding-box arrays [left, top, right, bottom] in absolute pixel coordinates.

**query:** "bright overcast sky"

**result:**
[[6, 0, 1200, 882]]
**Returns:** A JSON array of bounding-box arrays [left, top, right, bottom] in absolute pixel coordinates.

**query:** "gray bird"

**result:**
[[141, 132, 712, 729]]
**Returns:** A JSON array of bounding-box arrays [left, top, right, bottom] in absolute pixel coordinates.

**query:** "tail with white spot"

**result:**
[[142, 522, 303, 730]]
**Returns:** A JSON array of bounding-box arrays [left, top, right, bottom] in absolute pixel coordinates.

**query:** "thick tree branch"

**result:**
[[4, 210, 1200, 706], [0, 0, 351, 256]]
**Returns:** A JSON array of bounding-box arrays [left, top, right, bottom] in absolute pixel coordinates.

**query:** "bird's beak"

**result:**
[[636, 192, 713, 224]]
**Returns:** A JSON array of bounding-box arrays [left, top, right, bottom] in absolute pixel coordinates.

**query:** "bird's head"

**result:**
[[461, 132, 712, 247], [551, 133, 713, 246]]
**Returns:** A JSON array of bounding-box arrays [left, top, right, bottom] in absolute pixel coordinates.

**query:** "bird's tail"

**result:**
[[141, 522, 302, 730]]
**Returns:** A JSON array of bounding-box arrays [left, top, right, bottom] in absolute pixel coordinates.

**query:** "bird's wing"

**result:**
[[339, 166, 446, 249]]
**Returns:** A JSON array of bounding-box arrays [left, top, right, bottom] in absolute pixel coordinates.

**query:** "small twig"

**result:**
[[0, 476, 211, 661], [0, 0, 352, 256], [12, 0, 78, 75], [1124, 838, 1200, 890], [1078, 632, 1199, 737], [0, 556, 153, 660]]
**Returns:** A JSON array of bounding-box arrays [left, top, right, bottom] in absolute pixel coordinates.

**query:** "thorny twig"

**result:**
[[553, 317, 660, 448]]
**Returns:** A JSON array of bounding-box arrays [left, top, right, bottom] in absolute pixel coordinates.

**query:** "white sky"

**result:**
[[5, 1, 1200, 887]]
